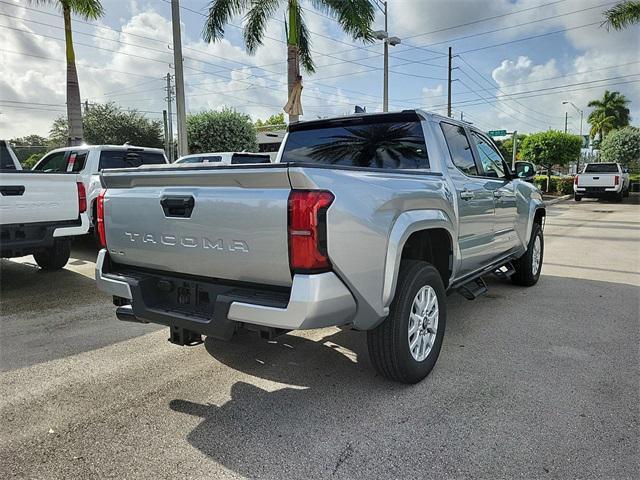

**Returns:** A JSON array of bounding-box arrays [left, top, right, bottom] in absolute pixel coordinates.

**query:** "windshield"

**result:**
[[281, 115, 429, 170], [99, 150, 166, 170], [584, 163, 619, 173]]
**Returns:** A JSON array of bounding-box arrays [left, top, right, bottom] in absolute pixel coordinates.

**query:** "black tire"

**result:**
[[614, 192, 623, 203], [512, 222, 543, 287], [367, 260, 447, 384], [33, 240, 71, 271], [574, 194, 582, 202], [623, 188, 630, 198]]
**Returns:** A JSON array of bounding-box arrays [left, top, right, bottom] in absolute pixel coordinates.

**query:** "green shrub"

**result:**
[[21, 153, 44, 169], [187, 108, 258, 154], [600, 126, 640, 168], [556, 176, 575, 195], [533, 175, 574, 195]]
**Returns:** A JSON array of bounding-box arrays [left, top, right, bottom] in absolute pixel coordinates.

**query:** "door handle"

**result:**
[[493, 190, 503, 198], [460, 189, 474, 200]]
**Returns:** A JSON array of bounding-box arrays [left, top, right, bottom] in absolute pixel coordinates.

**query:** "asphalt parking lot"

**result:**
[[1, 196, 638, 479]]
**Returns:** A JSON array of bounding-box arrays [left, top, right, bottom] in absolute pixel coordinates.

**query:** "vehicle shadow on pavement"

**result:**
[[168, 273, 639, 479]]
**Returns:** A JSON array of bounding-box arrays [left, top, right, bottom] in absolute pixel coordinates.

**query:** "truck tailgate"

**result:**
[[102, 166, 293, 287], [0, 172, 79, 225], [578, 173, 617, 187]]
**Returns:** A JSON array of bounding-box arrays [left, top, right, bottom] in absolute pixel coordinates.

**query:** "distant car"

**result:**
[[32, 145, 168, 230], [574, 162, 630, 202], [175, 152, 271, 165]]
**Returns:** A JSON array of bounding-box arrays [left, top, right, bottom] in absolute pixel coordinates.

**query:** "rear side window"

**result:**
[[231, 154, 270, 165], [440, 122, 478, 176], [584, 163, 619, 173], [33, 151, 67, 172], [98, 150, 166, 170], [281, 118, 429, 169], [0, 141, 16, 169], [67, 151, 88, 172]]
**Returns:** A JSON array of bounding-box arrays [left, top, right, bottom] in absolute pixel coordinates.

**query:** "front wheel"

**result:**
[[33, 239, 71, 271], [512, 222, 543, 286], [367, 260, 446, 384]]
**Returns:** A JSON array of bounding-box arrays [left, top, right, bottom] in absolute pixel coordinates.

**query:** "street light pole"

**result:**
[[171, 0, 188, 157], [564, 111, 568, 134], [562, 101, 584, 173]]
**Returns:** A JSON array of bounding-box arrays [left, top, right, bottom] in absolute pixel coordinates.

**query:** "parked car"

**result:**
[[95, 110, 545, 384], [32, 145, 168, 230], [175, 152, 271, 165], [574, 162, 630, 201], [0, 140, 89, 270]]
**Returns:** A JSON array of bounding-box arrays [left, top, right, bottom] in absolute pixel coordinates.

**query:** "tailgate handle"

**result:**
[[161, 195, 195, 218], [0, 185, 25, 196]]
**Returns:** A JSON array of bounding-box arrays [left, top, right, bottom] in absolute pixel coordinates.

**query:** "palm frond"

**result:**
[[68, 0, 104, 20], [243, 0, 280, 53], [203, 0, 251, 43], [603, 1, 640, 30], [310, 0, 375, 42], [296, 6, 315, 73]]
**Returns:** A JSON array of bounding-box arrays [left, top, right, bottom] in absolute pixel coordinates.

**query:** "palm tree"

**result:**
[[588, 110, 616, 143], [29, 1, 104, 146], [587, 90, 630, 140], [603, 1, 640, 30], [203, 0, 375, 122]]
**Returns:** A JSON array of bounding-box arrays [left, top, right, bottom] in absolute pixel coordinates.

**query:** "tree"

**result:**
[[203, 0, 374, 123], [49, 103, 164, 148], [603, 1, 640, 30], [29, 0, 105, 146], [495, 134, 527, 162], [22, 153, 45, 169], [256, 113, 286, 130], [9, 135, 48, 162], [587, 90, 630, 141], [600, 127, 640, 169], [520, 131, 582, 192], [588, 110, 616, 144], [187, 108, 258, 154]]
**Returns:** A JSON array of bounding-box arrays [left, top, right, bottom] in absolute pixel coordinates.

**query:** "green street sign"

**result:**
[[487, 130, 507, 137]]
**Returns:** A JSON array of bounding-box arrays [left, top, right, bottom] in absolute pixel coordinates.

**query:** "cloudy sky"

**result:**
[[1, 0, 639, 140]]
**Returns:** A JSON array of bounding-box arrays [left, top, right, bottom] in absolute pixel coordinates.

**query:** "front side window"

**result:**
[[33, 151, 67, 172], [281, 117, 429, 169], [98, 150, 166, 170], [471, 132, 505, 178], [440, 122, 478, 176]]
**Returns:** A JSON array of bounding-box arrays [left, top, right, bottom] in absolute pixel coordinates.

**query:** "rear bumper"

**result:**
[[95, 250, 356, 335], [1, 215, 87, 258], [574, 185, 622, 197]]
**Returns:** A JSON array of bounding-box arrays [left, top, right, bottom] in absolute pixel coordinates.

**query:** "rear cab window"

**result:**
[[98, 150, 166, 170], [584, 163, 619, 173], [231, 154, 271, 165], [281, 112, 429, 170]]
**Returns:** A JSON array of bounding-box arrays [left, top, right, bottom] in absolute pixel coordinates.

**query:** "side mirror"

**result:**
[[515, 161, 536, 183]]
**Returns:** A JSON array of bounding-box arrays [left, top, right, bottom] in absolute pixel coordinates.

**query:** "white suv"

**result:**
[[33, 145, 168, 229]]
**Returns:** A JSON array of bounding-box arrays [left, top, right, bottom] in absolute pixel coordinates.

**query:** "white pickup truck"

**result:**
[[32, 145, 168, 231], [574, 162, 630, 202], [0, 140, 89, 269]]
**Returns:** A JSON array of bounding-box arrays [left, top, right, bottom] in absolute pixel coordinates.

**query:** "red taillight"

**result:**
[[97, 189, 107, 248], [76, 181, 87, 213], [574, 175, 579, 186], [288, 190, 334, 273], [614, 175, 620, 185]]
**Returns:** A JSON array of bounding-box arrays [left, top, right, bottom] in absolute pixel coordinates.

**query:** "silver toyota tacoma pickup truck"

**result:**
[[95, 110, 545, 384]]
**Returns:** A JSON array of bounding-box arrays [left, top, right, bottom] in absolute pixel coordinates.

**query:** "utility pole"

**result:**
[[447, 47, 453, 118], [460, 111, 464, 121], [564, 111, 568, 134], [165, 73, 174, 162], [163, 109, 169, 160], [562, 100, 584, 173], [383, 1, 388, 112], [171, 0, 188, 157], [511, 130, 518, 170]]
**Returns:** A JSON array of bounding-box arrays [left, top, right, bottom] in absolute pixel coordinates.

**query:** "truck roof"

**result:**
[[45, 145, 165, 154]]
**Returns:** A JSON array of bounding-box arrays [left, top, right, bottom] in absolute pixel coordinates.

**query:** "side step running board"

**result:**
[[493, 262, 515, 280], [456, 276, 488, 300]]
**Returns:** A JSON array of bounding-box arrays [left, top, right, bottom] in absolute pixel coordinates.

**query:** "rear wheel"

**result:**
[[614, 192, 624, 202], [512, 222, 543, 287], [33, 239, 71, 271], [367, 260, 446, 384], [574, 194, 582, 202]]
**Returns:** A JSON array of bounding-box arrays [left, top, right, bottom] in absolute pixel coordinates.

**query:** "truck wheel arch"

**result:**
[[382, 210, 455, 312]]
